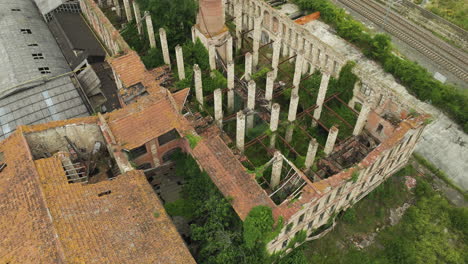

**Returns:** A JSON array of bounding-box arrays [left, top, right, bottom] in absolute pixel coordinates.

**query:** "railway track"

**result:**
[[338, 0, 468, 83]]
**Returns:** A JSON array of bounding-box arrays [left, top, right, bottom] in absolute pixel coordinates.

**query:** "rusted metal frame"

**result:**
[[259, 40, 274, 50], [241, 29, 254, 36], [257, 136, 275, 156], [276, 134, 301, 157], [278, 54, 297, 66], [304, 111, 330, 132], [245, 134, 268, 149], [323, 103, 353, 128], [334, 95, 359, 116]]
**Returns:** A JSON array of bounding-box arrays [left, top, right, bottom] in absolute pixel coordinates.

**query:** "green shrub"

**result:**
[[141, 47, 165, 69], [342, 208, 357, 224], [243, 206, 275, 249]]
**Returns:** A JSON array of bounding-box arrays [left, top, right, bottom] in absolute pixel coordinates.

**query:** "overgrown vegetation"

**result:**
[[292, 0, 468, 133], [303, 164, 468, 264], [427, 0, 468, 30], [164, 150, 308, 263]]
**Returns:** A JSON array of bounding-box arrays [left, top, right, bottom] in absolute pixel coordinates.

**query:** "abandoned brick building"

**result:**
[[0, 0, 430, 261]]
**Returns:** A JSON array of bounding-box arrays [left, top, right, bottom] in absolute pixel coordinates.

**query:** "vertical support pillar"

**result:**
[[150, 141, 160, 167], [209, 44, 216, 72], [236, 111, 246, 153], [123, 0, 133, 22], [194, 64, 203, 107], [214, 89, 223, 128], [227, 62, 235, 113], [246, 80, 256, 129], [191, 26, 196, 43], [293, 50, 304, 87], [271, 151, 283, 189], [145, 12, 156, 49], [159, 28, 171, 66], [282, 28, 289, 57], [235, 4, 242, 50], [312, 72, 330, 126], [289, 32, 296, 58], [287, 94, 299, 123], [175, 45, 185, 80], [272, 37, 281, 78], [304, 138, 318, 170], [265, 71, 275, 107], [324, 126, 339, 155], [133, 2, 142, 35], [303, 41, 311, 74], [245, 52, 252, 81], [270, 103, 280, 148], [353, 104, 371, 136], [252, 17, 262, 68], [227, 36, 233, 63], [113, 0, 121, 17]]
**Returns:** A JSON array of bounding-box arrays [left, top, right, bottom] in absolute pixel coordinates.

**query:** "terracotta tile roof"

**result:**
[[33, 157, 195, 264], [173, 88, 190, 110], [295, 12, 320, 25], [0, 131, 64, 263], [106, 95, 189, 150], [190, 135, 276, 220]]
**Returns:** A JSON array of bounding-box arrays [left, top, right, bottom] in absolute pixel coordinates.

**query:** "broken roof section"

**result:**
[[0, 94, 195, 263]]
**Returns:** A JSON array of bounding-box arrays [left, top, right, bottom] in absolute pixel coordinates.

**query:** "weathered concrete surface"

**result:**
[[415, 114, 468, 191]]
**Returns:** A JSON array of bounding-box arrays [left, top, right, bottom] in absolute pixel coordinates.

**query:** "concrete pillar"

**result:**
[[191, 26, 196, 43], [227, 62, 235, 112], [159, 28, 170, 66], [265, 71, 275, 107], [236, 111, 246, 153], [175, 45, 185, 80], [245, 52, 252, 81], [209, 44, 216, 71], [145, 12, 156, 49], [287, 94, 299, 122], [252, 17, 262, 68], [270, 103, 280, 148], [324, 126, 339, 156], [214, 88, 223, 128], [227, 36, 233, 63], [303, 42, 311, 74], [282, 28, 289, 57], [123, 0, 132, 22], [113, 0, 121, 17], [133, 1, 142, 35], [312, 73, 330, 125], [293, 50, 304, 87], [235, 4, 242, 50], [246, 80, 256, 129], [285, 124, 294, 143], [150, 141, 160, 167], [271, 151, 283, 188], [289, 32, 296, 58], [194, 64, 203, 106], [304, 138, 318, 170], [272, 38, 281, 78], [353, 104, 371, 136], [270, 103, 280, 132]]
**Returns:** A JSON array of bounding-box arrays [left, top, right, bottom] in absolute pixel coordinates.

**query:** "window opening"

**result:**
[[20, 29, 32, 34], [32, 53, 44, 59], [38, 67, 50, 74]]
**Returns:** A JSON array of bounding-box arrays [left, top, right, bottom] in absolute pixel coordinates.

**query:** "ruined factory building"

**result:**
[[0, 94, 195, 263]]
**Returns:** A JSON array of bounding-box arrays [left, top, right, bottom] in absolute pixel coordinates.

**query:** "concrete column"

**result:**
[[271, 151, 283, 188], [235, 4, 242, 50], [272, 38, 281, 78], [303, 42, 311, 74], [293, 50, 304, 87], [133, 1, 142, 35], [191, 26, 196, 43], [214, 88, 223, 128], [282, 29, 289, 57], [150, 141, 160, 167], [265, 71, 275, 107], [252, 17, 262, 68], [285, 124, 294, 143], [289, 32, 296, 58], [123, 0, 133, 22], [270, 103, 280, 148], [304, 138, 318, 170], [353, 104, 371, 136], [324, 126, 339, 156], [194, 64, 203, 106], [246, 80, 256, 129], [159, 28, 170, 66], [312, 73, 330, 125], [175, 45, 185, 80], [311, 46, 318, 68], [270, 103, 280, 132], [245, 52, 252, 81], [209, 44, 216, 71], [287, 94, 299, 122], [113, 0, 121, 17], [236, 111, 246, 153], [227, 36, 233, 63], [145, 12, 156, 49], [227, 62, 235, 112]]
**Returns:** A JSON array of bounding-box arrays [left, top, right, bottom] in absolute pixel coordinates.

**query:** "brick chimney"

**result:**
[[197, 0, 225, 36]]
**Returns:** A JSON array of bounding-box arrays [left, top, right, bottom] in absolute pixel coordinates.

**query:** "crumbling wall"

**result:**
[[24, 124, 104, 159], [79, 0, 131, 56]]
